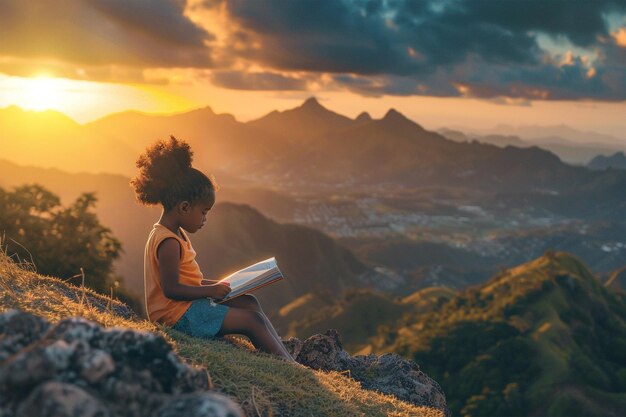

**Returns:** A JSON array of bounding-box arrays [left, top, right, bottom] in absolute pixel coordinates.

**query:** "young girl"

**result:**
[[130, 136, 295, 362]]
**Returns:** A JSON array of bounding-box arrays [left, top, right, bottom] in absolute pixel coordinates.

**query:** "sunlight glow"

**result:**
[[0, 74, 199, 123], [19, 75, 67, 111]]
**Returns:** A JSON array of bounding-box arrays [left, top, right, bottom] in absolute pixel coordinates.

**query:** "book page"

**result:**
[[218, 257, 277, 290]]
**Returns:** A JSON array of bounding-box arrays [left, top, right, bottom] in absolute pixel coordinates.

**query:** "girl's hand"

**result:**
[[207, 282, 231, 300]]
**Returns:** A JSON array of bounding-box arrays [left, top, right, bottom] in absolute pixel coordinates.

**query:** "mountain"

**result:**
[[280, 287, 457, 355], [437, 128, 528, 148], [438, 127, 626, 165], [280, 108, 614, 193], [376, 252, 626, 417], [0, 105, 79, 131], [0, 106, 135, 175], [83, 106, 284, 176], [489, 124, 625, 147], [354, 111, 373, 124], [588, 152, 626, 170], [247, 97, 355, 142], [4, 100, 626, 198]]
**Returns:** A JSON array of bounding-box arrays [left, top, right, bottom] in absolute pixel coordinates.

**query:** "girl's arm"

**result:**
[[157, 238, 231, 301]]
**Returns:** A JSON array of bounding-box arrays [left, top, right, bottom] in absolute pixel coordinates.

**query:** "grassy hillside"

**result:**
[[0, 250, 442, 417], [380, 252, 626, 417]]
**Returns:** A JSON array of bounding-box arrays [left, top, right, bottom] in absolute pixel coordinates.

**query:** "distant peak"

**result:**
[[301, 96, 325, 110], [383, 108, 404, 120], [355, 112, 372, 123], [379, 108, 424, 130], [1, 105, 79, 124]]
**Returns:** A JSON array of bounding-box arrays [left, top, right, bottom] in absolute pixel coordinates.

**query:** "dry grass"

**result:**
[[0, 249, 443, 417]]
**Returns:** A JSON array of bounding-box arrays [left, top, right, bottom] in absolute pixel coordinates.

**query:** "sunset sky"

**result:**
[[1, 0, 625, 137]]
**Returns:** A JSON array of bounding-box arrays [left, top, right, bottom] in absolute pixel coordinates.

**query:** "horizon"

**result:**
[[2, 96, 625, 143], [1, 1, 625, 139]]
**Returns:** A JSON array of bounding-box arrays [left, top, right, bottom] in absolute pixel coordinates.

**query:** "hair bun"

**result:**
[[130, 135, 195, 206], [140, 135, 193, 178]]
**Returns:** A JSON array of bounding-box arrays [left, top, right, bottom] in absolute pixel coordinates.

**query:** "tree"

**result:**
[[0, 183, 132, 301]]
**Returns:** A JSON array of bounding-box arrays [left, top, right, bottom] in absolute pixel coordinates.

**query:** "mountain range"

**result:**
[[437, 127, 626, 165], [3, 99, 625, 196], [588, 152, 626, 171]]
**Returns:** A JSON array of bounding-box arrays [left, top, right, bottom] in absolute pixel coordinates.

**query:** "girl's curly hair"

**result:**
[[130, 136, 217, 211]]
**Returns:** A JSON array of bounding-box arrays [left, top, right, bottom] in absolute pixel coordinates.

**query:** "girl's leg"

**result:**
[[222, 295, 287, 352], [215, 306, 294, 362]]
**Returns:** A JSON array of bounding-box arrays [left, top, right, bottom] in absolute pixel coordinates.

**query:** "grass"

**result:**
[[0, 249, 444, 417]]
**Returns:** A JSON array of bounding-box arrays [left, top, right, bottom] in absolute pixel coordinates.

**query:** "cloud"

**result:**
[[1, 0, 625, 100], [209, 70, 308, 90], [198, 0, 626, 100], [613, 27, 626, 48], [0, 57, 170, 84], [200, 0, 419, 75], [0, 0, 214, 70], [202, 0, 626, 74]]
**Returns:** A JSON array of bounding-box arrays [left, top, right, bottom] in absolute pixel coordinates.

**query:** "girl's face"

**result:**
[[181, 193, 215, 233]]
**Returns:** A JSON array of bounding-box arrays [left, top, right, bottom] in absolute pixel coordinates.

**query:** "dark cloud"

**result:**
[[203, 0, 419, 75], [437, 0, 623, 47], [209, 71, 307, 90], [202, 0, 626, 100], [91, 0, 213, 47], [204, 0, 625, 74], [0, 0, 214, 69], [1, 0, 624, 100]]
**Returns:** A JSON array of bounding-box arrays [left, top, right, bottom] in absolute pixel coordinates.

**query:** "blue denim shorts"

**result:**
[[172, 298, 230, 339]]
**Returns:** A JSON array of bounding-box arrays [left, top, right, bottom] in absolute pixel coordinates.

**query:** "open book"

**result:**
[[214, 257, 284, 303]]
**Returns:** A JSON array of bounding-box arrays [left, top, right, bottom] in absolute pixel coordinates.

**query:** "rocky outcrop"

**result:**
[[284, 329, 450, 417], [0, 309, 449, 416], [0, 309, 243, 417]]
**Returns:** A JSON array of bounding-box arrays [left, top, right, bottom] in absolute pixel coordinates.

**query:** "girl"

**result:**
[[130, 136, 295, 362]]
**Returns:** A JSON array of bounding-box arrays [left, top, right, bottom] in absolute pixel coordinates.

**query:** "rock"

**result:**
[[15, 381, 110, 417], [0, 309, 50, 362], [79, 349, 115, 383], [154, 392, 244, 417], [295, 329, 351, 371], [0, 309, 240, 417], [42, 316, 104, 344], [0, 339, 76, 389], [349, 353, 448, 414], [292, 329, 450, 416], [282, 336, 303, 359]]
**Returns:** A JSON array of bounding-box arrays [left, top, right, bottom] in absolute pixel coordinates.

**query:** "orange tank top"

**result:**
[[143, 223, 204, 326]]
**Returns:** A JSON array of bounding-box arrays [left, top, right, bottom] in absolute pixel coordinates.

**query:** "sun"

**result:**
[[0, 73, 200, 123], [20, 74, 67, 111]]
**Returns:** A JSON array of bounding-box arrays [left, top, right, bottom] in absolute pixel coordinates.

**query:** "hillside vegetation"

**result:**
[[0, 249, 443, 417], [284, 251, 626, 416], [282, 287, 456, 355], [380, 252, 626, 416]]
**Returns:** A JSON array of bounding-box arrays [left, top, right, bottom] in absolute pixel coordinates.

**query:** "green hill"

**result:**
[[282, 287, 456, 355], [0, 249, 443, 417], [379, 252, 626, 416]]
